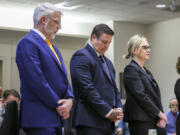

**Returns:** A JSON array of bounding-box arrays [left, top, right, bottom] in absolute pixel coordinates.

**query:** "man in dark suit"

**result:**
[[70, 24, 123, 135], [16, 3, 73, 135]]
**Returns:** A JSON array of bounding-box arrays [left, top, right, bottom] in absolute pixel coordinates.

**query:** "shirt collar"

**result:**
[[88, 42, 101, 57], [32, 28, 46, 40]]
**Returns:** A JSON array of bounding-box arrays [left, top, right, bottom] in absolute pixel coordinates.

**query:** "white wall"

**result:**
[[0, 6, 96, 38], [145, 18, 180, 111], [105, 21, 115, 63]]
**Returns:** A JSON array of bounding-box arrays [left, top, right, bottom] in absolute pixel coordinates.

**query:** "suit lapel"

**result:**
[[31, 30, 65, 73], [86, 44, 113, 84], [53, 45, 67, 74], [132, 60, 157, 88], [144, 69, 158, 88], [131, 60, 162, 103]]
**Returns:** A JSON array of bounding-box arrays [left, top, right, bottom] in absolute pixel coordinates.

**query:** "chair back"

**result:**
[[0, 101, 19, 135]]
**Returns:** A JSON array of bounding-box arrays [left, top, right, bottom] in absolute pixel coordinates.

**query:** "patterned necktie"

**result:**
[[99, 55, 116, 106], [45, 39, 61, 66], [99, 56, 112, 82]]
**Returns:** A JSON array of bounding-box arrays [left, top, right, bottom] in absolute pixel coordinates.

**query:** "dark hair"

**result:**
[[3, 89, 20, 100], [90, 24, 114, 40], [176, 56, 180, 74]]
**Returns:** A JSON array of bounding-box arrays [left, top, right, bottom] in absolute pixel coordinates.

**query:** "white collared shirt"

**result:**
[[88, 42, 101, 57], [32, 28, 46, 40]]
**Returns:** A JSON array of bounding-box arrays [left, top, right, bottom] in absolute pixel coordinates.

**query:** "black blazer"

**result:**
[[70, 44, 122, 130], [124, 60, 163, 122], [0, 101, 19, 135], [174, 78, 180, 132]]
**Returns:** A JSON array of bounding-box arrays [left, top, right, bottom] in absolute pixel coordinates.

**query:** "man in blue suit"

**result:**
[[70, 24, 123, 135], [16, 3, 74, 135]]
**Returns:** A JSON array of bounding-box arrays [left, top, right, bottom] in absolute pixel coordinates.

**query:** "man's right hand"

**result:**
[[157, 111, 167, 128], [158, 111, 167, 122], [107, 108, 123, 122], [116, 128, 122, 135], [157, 119, 166, 128], [56, 98, 73, 119]]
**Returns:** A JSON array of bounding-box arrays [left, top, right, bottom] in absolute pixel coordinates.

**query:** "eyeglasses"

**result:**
[[51, 18, 60, 25], [171, 104, 178, 107], [141, 45, 151, 50], [47, 16, 61, 26]]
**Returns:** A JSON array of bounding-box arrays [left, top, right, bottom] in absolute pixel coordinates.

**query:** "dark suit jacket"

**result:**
[[70, 44, 122, 130], [0, 101, 18, 135], [174, 78, 180, 133], [16, 30, 73, 128], [124, 60, 163, 123]]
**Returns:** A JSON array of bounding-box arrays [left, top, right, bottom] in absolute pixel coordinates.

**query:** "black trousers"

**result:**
[[176, 117, 180, 135], [129, 121, 166, 135], [76, 125, 115, 135], [177, 125, 180, 135], [23, 127, 62, 135]]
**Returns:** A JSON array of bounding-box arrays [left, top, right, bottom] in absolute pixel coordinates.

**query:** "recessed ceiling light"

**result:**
[[156, 4, 167, 8], [55, 2, 82, 10]]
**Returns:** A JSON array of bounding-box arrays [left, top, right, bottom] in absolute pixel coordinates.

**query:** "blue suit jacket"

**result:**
[[16, 30, 73, 128], [70, 44, 122, 130]]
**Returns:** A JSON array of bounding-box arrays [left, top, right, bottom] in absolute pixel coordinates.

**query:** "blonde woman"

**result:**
[[123, 34, 167, 135]]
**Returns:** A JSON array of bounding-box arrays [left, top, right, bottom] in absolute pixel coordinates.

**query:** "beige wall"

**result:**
[[113, 21, 145, 91], [0, 29, 27, 91], [0, 60, 2, 86], [53, 36, 87, 84], [145, 18, 180, 111]]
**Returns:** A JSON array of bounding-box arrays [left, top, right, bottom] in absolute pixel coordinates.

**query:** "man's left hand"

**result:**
[[156, 119, 166, 128], [116, 128, 122, 135], [56, 98, 73, 119]]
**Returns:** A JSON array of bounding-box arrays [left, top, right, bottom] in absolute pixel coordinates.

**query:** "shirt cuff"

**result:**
[[115, 120, 120, 126], [105, 109, 113, 118]]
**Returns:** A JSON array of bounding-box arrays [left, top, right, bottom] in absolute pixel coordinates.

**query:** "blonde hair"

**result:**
[[123, 34, 147, 59]]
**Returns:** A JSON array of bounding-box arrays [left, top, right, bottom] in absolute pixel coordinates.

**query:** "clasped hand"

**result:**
[[56, 99, 73, 120], [157, 111, 167, 128], [107, 108, 123, 122]]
